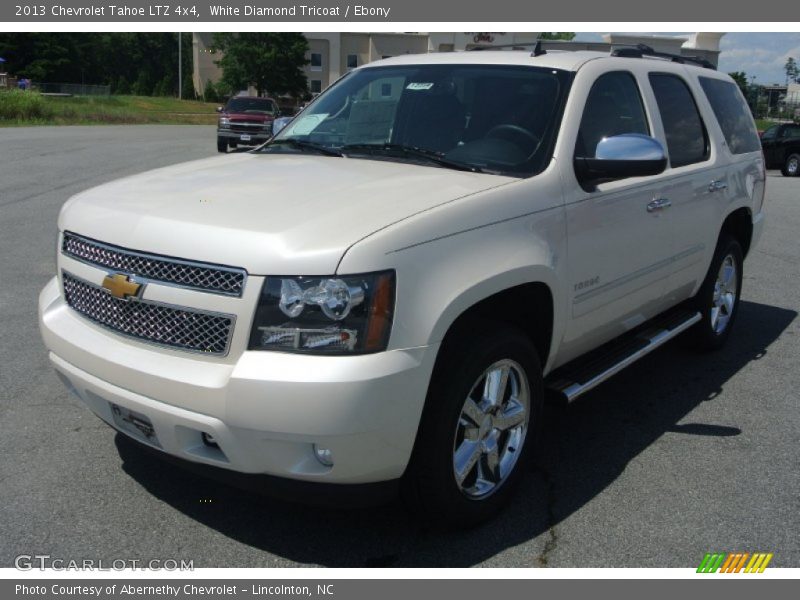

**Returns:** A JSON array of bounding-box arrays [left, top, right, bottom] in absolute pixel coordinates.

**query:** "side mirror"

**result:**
[[215, 106, 223, 113], [575, 133, 667, 187]]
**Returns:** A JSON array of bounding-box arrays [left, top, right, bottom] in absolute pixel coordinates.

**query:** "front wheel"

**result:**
[[781, 153, 800, 177], [402, 323, 543, 528], [216, 138, 227, 153], [686, 234, 743, 351]]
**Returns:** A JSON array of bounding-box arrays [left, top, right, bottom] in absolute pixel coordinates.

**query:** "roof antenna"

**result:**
[[531, 40, 546, 57]]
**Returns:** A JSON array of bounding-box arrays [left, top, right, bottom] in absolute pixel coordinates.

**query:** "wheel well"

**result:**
[[721, 207, 753, 258], [441, 283, 553, 365]]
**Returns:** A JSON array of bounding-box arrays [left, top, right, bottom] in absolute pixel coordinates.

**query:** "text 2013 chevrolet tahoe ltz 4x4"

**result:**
[[39, 48, 766, 525]]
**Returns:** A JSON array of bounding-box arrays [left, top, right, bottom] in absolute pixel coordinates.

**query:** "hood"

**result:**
[[59, 153, 515, 275]]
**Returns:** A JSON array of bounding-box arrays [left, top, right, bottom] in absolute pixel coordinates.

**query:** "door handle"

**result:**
[[708, 179, 728, 192], [647, 198, 672, 212]]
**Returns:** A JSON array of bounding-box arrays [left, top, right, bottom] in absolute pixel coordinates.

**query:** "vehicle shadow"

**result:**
[[114, 300, 796, 567]]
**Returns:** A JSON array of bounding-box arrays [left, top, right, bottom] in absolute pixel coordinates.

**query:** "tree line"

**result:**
[[0, 32, 312, 101], [0, 33, 195, 97]]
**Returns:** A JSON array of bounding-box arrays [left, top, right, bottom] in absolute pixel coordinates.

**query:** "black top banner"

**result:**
[[2, 0, 794, 21]]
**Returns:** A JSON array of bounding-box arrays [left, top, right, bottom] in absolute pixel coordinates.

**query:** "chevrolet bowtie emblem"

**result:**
[[102, 273, 142, 300]]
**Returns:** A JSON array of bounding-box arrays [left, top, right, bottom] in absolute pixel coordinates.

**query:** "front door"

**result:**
[[558, 68, 674, 363]]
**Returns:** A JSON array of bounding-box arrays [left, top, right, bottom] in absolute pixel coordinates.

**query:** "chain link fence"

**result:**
[[35, 82, 111, 96]]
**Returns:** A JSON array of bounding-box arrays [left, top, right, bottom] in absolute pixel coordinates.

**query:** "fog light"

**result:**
[[313, 444, 334, 467], [202, 432, 219, 448]]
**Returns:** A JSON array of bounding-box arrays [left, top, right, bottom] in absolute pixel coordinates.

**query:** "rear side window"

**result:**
[[699, 77, 760, 154], [782, 125, 800, 138], [575, 71, 649, 158], [649, 73, 709, 167]]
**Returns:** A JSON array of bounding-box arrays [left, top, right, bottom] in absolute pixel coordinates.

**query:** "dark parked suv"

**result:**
[[760, 122, 800, 176], [216, 96, 278, 153]]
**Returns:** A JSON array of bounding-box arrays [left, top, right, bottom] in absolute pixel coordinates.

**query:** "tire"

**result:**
[[216, 138, 227, 153], [402, 322, 543, 528], [685, 233, 743, 352], [781, 153, 800, 177]]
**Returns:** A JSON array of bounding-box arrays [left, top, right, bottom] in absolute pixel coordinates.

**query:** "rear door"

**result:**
[[645, 71, 724, 303], [777, 124, 800, 167], [660, 73, 764, 301]]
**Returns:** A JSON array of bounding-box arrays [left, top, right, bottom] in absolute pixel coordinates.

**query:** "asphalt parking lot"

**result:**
[[0, 125, 798, 568]]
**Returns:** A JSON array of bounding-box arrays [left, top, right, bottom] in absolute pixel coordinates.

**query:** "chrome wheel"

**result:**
[[452, 359, 530, 499], [711, 254, 738, 334], [787, 156, 799, 176]]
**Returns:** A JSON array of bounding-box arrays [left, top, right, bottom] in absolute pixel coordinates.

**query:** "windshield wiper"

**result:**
[[339, 143, 484, 173], [263, 139, 343, 157]]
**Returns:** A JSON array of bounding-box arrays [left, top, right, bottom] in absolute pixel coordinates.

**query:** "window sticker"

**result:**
[[406, 82, 434, 90], [281, 113, 329, 136]]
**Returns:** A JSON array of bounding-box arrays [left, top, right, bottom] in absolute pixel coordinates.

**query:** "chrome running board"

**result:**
[[547, 309, 702, 403]]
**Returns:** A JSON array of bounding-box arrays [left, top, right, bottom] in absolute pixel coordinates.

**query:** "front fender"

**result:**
[[337, 174, 568, 373]]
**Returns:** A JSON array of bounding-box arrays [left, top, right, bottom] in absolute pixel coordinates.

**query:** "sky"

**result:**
[[574, 32, 800, 85]]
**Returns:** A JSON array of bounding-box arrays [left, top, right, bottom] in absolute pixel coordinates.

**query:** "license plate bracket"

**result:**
[[110, 403, 161, 447], [240, 134, 251, 141]]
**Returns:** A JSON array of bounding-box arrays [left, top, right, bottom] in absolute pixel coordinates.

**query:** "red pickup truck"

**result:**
[[216, 96, 278, 152]]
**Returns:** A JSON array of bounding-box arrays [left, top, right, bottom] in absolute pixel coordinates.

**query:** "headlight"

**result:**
[[219, 117, 230, 128], [248, 271, 395, 354]]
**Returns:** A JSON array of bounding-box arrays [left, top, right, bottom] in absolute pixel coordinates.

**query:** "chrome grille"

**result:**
[[62, 272, 234, 356], [230, 123, 271, 134], [62, 232, 246, 297]]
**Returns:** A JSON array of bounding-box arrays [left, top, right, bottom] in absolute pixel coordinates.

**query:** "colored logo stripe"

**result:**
[[697, 552, 773, 573], [697, 553, 725, 573], [745, 553, 773, 573], [719, 553, 750, 573]]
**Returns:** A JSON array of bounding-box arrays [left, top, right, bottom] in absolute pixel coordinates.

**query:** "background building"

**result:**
[[192, 32, 725, 100]]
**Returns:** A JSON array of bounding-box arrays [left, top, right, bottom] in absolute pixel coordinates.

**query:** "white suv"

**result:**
[[39, 47, 766, 525]]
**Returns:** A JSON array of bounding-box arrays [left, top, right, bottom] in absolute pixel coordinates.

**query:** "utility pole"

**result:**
[[178, 32, 182, 99]]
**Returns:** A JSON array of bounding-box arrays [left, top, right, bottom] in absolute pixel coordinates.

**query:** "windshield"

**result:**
[[269, 64, 570, 176], [226, 97, 277, 114]]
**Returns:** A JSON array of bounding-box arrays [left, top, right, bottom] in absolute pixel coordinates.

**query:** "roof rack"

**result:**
[[611, 44, 716, 70], [467, 40, 547, 57], [465, 40, 716, 70]]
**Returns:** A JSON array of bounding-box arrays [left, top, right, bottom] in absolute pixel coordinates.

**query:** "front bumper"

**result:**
[[39, 277, 438, 485]]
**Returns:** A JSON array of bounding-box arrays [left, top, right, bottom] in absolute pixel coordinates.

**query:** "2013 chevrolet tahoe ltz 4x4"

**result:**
[[39, 47, 766, 525]]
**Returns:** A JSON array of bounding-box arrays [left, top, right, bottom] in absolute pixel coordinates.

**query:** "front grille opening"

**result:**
[[62, 272, 234, 356], [62, 232, 247, 297]]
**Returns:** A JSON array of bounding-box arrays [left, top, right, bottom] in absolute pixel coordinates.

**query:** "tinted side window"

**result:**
[[761, 126, 779, 140], [575, 71, 649, 158], [699, 77, 760, 154], [782, 125, 800, 138], [649, 73, 709, 167]]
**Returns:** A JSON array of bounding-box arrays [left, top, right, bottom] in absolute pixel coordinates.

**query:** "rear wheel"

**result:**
[[782, 153, 800, 176], [402, 323, 543, 528], [216, 138, 227, 153], [686, 233, 743, 351]]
